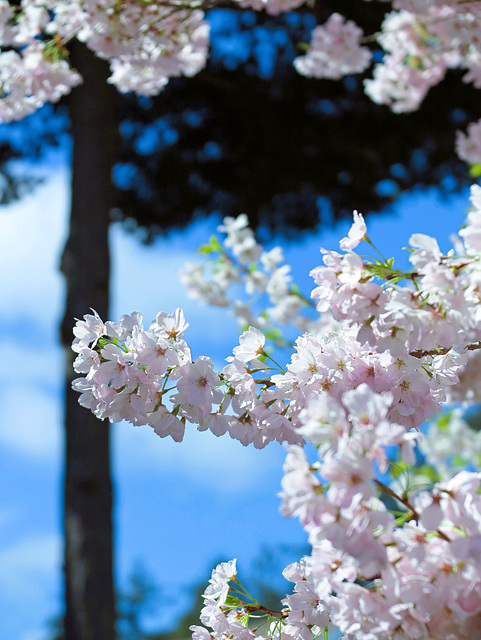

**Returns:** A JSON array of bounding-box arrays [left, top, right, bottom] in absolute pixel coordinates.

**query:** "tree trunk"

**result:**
[[60, 41, 120, 640]]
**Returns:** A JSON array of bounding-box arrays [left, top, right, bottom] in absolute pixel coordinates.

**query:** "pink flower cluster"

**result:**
[[4, 0, 481, 168], [279, 465, 481, 639], [294, 13, 371, 80], [74, 185, 481, 638], [457, 120, 481, 167], [179, 213, 321, 337], [0, 0, 209, 121], [293, 2, 481, 164], [0, 34, 81, 121], [234, 0, 307, 16], [192, 465, 481, 639], [74, 184, 481, 449], [72, 309, 303, 448]]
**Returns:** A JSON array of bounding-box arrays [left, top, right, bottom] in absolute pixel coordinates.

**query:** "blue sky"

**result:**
[[0, 148, 473, 639]]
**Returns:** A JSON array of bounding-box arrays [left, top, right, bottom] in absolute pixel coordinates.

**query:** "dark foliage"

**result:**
[[0, 104, 69, 205], [112, 5, 479, 242], [1, 4, 478, 239]]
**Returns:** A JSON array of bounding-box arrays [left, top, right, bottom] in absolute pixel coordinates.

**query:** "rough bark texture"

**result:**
[[60, 41, 120, 640]]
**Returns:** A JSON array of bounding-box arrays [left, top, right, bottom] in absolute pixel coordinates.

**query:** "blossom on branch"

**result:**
[[294, 13, 371, 80], [73, 185, 481, 639]]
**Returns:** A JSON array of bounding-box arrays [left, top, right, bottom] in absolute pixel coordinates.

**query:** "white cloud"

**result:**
[[0, 505, 20, 534], [0, 534, 61, 640], [113, 419, 285, 493], [0, 533, 61, 596], [0, 384, 62, 461], [0, 166, 69, 324], [18, 632, 52, 640]]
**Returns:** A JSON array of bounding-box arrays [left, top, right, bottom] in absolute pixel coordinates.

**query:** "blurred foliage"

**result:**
[[112, 3, 479, 242], [2, 3, 479, 240], [464, 406, 481, 433], [117, 562, 164, 640], [0, 104, 69, 205]]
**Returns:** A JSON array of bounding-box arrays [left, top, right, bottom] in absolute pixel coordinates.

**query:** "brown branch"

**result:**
[[375, 481, 453, 544], [436, 529, 451, 543], [410, 342, 481, 359], [374, 479, 419, 520], [241, 603, 288, 619]]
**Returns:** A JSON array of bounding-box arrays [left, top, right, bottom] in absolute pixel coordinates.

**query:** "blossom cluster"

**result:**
[[293, 13, 371, 81], [419, 408, 481, 481], [234, 0, 306, 16], [72, 307, 305, 448], [0, 0, 314, 122], [294, 1, 481, 165], [192, 466, 481, 640], [0, 0, 209, 121], [278, 463, 481, 640], [5, 0, 481, 170], [178, 212, 321, 339], [0, 40, 81, 122], [74, 184, 481, 637]]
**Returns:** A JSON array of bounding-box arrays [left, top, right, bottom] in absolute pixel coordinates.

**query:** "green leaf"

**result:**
[[197, 235, 223, 255], [263, 327, 284, 342], [414, 463, 440, 483], [452, 454, 466, 467], [395, 512, 412, 526], [436, 411, 452, 430], [239, 613, 249, 627], [43, 38, 69, 63], [366, 262, 399, 280], [404, 53, 425, 71], [469, 164, 481, 178], [97, 336, 111, 350], [113, 337, 129, 352]]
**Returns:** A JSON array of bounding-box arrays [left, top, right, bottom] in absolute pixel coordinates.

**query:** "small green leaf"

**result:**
[[469, 164, 481, 178], [43, 38, 69, 63], [404, 53, 425, 71], [452, 454, 466, 467], [97, 336, 111, 349], [239, 613, 249, 627], [197, 235, 223, 255]]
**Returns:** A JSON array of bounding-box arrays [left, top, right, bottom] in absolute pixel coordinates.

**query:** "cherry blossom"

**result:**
[[294, 13, 371, 81], [338, 210, 367, 252], [3, 0, 481, 171], [72, 184, 481, 640]]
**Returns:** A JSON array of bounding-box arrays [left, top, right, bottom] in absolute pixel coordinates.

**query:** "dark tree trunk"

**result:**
[[60, 41, 120, 640]]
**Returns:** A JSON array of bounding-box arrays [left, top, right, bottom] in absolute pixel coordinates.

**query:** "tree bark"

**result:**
[[60, 41, 120, 640]]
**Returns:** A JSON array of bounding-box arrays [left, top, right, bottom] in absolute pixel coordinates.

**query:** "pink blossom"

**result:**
[[339, 210, 367, 251], [294, 14, 371, 80], [231, 327, 266, 366]]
